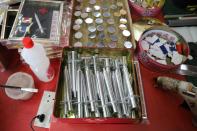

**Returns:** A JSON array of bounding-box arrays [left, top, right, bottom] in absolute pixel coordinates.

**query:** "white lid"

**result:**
[[5, 72, 35, 100]]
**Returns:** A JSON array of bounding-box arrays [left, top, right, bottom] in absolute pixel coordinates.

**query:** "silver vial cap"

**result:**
[[88, 26, 97, 32], [94, 5, 101, 11], [110, 34, 118, 42], [75, 32, 83, 39], [89, 0, 96, 5], [108, 26, 116, 34], [102, 5, 109, 11], [93, 12, 101, 18], [73, 24, 81, 31], [75, 5, 82, 11], [81, 13, 88, 19], [88, 32, 97, 39], [110, 4, 118, 10], [95, 18, 103, 24], [103, 12, 111, 18], [122, 30, 131, 37], [107, 19, 115, 25], [119, 24, 127, 30], [97, 25, 104, 32], [98, 32, 105, 39], [85, 18, 93, 24], [108, 42, 117, 48], [120, 18, 127, 24], [74, 11, 81, 17], [97, 42, 105, 47], [85, 7, 92, 13], [75, 18, 83, 25], [86, 41, 94, 47], [124, 41, 133, 48], [74, 41, 83, 47]]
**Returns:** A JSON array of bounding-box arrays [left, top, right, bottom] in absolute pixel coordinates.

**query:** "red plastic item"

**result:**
[[176, 42, 183, 54], [130, 2, 162, 17], [22, 37, 34, 48]]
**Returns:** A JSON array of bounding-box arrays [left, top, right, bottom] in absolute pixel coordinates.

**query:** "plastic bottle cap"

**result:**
[[23, 37, 34, 48]]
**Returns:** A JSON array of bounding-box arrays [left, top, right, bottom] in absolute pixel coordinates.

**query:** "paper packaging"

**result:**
[[0, 44, 8, 72]]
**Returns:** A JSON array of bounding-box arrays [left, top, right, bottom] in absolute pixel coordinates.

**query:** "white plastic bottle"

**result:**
[[21, 37, 54, 82]]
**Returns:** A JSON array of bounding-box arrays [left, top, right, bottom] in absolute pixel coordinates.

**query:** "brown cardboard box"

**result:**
[[0, 42, 21, 72], [0, 44, 7, 72]]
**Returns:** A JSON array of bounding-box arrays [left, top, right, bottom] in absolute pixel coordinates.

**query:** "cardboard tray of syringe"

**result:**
[[52, 47, 147, 123]]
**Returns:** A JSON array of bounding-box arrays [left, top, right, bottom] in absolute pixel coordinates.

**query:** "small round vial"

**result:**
[[74, 32, 83, 39], [85, 18, 93, 24], [122, 30, 131, 37], [124, 41, 133, 48]]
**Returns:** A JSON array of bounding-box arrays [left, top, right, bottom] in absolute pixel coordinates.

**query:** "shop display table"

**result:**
[[0, 55, 196, 131], [0, 5, 196, 131]]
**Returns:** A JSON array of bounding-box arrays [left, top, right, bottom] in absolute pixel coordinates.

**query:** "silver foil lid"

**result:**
[[74, 11, 82, 17], [97, 25, 104, 32], [95, 18, 103, 24], [108, 42, 117, 48], [103, 12, 111, 18], [107, 19, 115, 25], [73, 24, 81, 31], [98, 32, 105, 39], [81, 13, 88, 19], [122, 30, 131, 37], [96, 42, 105, 47], [88, 32, 97, 39], [86, 41, 94, 47], [102, 5, 109, 11], [110, 4, 118, 10], [75, 5, 82, 10], [120, 18, 128, 24], [75, 19, 83, 25], [119, 24, 127, 30], [74, 41, 83, 47], [108, 26, 116, 34], [75, 32, 83, 39], [93, 12, 101, 18], [85, 18, 93, 24], [89, 0, 96, 5], [88, 26, 97, 32], [94, 5, 101, 11], [124, 41, 133, 48], [110, 34, 118, 42], [85, 7, 92, 13]]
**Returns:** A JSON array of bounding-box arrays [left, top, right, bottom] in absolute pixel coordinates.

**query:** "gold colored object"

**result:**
[[120, 9, 127, 16], [144, 0, 165, 8], [133, 17, 167, 41], [117, 2, 123, 7]]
